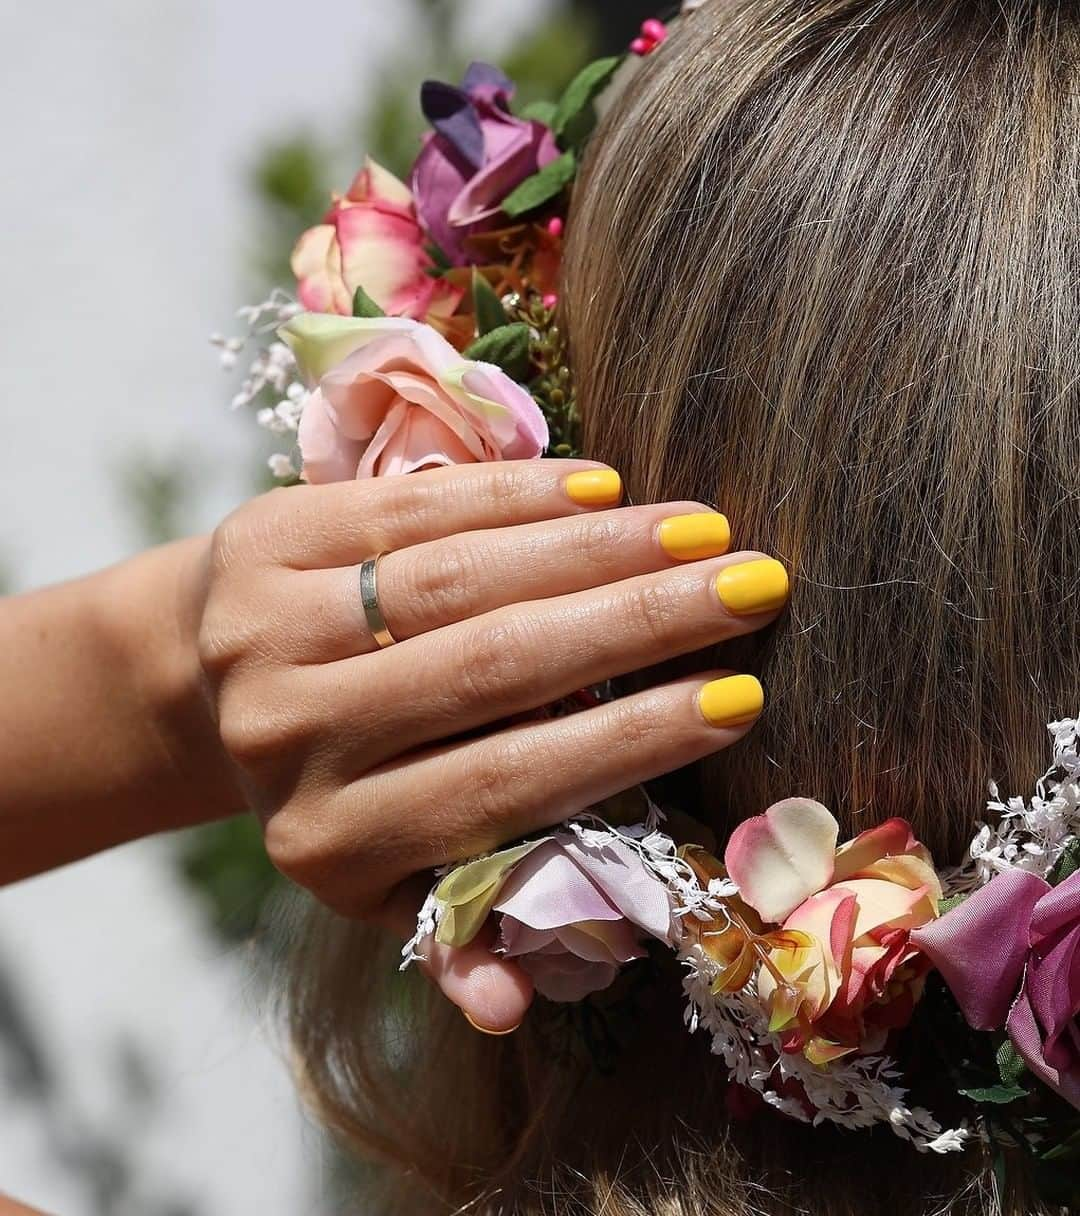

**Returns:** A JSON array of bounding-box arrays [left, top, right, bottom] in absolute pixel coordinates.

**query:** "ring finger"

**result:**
[[283, 502, 732, 662]]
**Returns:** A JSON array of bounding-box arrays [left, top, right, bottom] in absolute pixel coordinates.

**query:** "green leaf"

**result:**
[[1040, 1124, 1080, 1163], [552, 56, 621, 149], [352, 286, 385, 318], [471, 269, 508, 336], [1050, 837, 1080, 884], [520, 99, 557, 125], [425, 241, 453, 273], [997, 1038, 1028, 1086], [958, 1083, 1029, 1105], [463, 323, 531, 381], [502, 150, 577, 218], [938, 893, 967, 915], [433, 840, 546, 948]]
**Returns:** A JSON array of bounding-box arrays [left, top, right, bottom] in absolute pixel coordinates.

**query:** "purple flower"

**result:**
[[912, 868, 1080, 1108], [411, 62, 560, 266], [429, 830, 677, 1003]]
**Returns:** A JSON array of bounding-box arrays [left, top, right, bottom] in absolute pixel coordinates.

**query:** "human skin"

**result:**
[[0, 459, 788, 1030]]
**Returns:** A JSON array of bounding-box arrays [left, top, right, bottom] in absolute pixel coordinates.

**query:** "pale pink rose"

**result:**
[[279, 313, 548, 481], [725, 801, 942, 1063], [291, 158, 463, 334]]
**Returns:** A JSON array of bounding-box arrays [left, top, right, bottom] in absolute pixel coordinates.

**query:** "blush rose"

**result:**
[[279, 312, 548, 481]]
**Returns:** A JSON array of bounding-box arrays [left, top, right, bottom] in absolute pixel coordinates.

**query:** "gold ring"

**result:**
[[358, 555, 397, 649]]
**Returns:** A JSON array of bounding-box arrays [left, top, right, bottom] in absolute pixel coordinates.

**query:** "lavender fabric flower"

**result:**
[[913, 868, 1080, 1108], [430, 830, 678, 1002], [411, 62, 559, 266]]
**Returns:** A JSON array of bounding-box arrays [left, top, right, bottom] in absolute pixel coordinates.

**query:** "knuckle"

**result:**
[[484, 465, 530, 518], [608, 696, 664, 755], [573, 514, 626, 568], [466, 737, 531, 827], [627, 579, 683, 648], [409, 542, 483, 624], [453, 614, 531, 707], [217, 687, 312, 771], [263, 809, 329, 889]]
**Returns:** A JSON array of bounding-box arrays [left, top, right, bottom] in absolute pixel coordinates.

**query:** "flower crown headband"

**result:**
[[215, 6, 1080, 1203]]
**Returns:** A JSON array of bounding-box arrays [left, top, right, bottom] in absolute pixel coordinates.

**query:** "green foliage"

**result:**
[[250, 135, 330, 284], [503, 150, 577, 217], [937, 893, 967, 915], [552, 55, 621, 150], [1050, 836, 1080, 884], [463, 323, 531, 380], [352, 285, 386, 318], [997, 1038, 1028, 1086], [116, 453, 193, 546], [177, 815, 284, 944], [957, 1082, 1029, 1105], [471, 268, 509, 335]]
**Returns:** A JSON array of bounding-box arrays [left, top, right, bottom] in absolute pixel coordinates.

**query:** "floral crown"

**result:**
[[216, 6, 1080, 1204]]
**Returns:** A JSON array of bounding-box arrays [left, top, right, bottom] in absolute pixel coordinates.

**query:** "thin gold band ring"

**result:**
[[358, 555, 397, 650]]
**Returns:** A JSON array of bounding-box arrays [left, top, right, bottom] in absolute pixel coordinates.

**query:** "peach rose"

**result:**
[[724, 800, 942, 1064], [291, 159, 463, 336], [279, 313, 548, 481]]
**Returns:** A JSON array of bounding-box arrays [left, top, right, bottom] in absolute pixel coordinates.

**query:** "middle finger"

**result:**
[[308, 549, 790, 772]]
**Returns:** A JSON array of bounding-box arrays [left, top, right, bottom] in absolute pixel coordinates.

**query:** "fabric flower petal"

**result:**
[[911, 868, 1050, 1030], [297, 388, 364, 483], [492, 841, 623, 931], [1008, 988, 1080, 1111], [725, 798, 839, 924], [832, 818, 930, 883], [553, 834, 675, 942]]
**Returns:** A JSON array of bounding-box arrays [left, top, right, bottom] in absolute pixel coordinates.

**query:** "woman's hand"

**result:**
[[191, 460, 789, 1030]]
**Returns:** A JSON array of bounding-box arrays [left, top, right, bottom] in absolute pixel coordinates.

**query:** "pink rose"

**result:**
[[291, 158, 463, 334], [431, 832, 678, 1002], [912, 868, 1080, 1109], [411, 63, 560, 265], [279, 313, 548, 481], [725, 800, 942, 1063]]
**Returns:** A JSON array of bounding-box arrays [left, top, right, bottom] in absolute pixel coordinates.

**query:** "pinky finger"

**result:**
[[379, 878, 534, 1034]]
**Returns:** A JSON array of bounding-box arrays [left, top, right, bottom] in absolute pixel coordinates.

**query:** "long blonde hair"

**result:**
[[285, 0, 1080, 1210]]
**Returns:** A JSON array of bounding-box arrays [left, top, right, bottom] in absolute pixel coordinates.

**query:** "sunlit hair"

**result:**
[[283, 0, 1080, 1210]]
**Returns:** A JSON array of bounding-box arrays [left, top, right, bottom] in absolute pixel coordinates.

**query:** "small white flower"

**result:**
[[267, 453, 297, 480]]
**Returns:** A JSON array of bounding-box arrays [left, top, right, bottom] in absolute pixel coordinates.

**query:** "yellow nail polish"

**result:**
[[464, 1011, 522, 1036], [716, 558, 790, 615], [565, 469, 623, 507], [698, 675, 765, 728], [658, 512, 732, 561]]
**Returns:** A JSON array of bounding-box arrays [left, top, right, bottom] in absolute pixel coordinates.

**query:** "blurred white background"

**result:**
[[0, 1, 550, 1211]]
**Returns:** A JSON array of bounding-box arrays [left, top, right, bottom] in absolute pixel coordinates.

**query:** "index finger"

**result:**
[[253, 460, 625, 569]]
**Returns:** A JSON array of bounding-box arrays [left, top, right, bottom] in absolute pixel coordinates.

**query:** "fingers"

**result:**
[[316, 551, 788, 771], [285, 502, 729, 662], [242, 460, 626, 570], [378, 879, 534, 1033], [308, 669, 763, 898]]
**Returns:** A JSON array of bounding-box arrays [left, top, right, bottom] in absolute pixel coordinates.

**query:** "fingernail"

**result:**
[[565, 468, 622, 507], [699, 675, 765, 728], [716, 558, 790, 615], [464, 1010, 522, 1036], [658, 512, 732, 561]]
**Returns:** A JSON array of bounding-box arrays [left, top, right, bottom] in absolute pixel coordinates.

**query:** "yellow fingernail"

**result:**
[[698, 675, 765, 728], [716, 558, 790, 615], [658, 512, 732, 561], [464, 1011, 522, 1036], [695, 676, 763, 719], [565, 469, 623, 507]]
